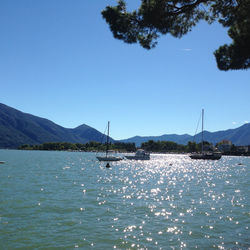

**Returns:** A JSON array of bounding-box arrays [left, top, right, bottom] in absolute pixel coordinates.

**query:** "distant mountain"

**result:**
[[120, 134, 193, 147], [199, 123, 250, 146], [120, 123, 250, 147], [0, 103, 108, 148], [1, 103, 249, 149]]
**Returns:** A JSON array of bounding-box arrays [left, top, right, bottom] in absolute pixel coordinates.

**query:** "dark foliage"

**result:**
[[102, 0, 250, 70], [19, 141, 136, 152]]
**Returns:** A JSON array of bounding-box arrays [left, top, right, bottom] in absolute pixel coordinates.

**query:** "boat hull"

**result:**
[[190, 153, 221, 160], [96, 156, 123, 162], [125, 155, 150, 160]]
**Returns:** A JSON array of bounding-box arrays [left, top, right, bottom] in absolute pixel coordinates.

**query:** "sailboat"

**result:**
[[96, 121, 123, 162], [190, 109, 222, 160]]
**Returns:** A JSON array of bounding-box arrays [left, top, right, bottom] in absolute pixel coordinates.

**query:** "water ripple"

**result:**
[[0, 150, 249, 249]]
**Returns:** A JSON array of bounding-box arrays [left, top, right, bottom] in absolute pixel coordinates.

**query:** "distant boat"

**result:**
[[190, 151, 222, 160], [125, 149, 150, 160], [96, 121, 123, 162], [190, 109, 222, 160], [0, 161, 5, 164]]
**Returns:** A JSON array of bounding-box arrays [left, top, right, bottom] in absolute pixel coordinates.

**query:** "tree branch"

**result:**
[[168, 0, 210, 15]]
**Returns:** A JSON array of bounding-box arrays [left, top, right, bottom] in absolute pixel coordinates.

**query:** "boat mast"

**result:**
[[201, 109, 204, 153], [106, 121, 110, 157]]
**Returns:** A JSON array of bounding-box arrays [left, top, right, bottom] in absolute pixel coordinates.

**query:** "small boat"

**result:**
[[125, 149, 150, 160], [0, 161, 5, 164], [96, 155, 123, 161], [96, 121, 123, 162], [190, 151, 221, 160], [190, 109, 221, 160]]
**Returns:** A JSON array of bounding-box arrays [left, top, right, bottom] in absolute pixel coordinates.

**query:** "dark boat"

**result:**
[[96, 121, 123, 162], [190, 109, 222, 160], [190, 151, 221, 160]]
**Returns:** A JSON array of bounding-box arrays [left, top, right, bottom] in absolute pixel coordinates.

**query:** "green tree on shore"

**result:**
[[187, 141, 198, 153], [18, 141, 136, 152]]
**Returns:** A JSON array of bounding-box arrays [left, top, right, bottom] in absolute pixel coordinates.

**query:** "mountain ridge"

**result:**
[[0, 103, 108, 148], [0, 103, 249, 148], [120, 123, 250, 147]]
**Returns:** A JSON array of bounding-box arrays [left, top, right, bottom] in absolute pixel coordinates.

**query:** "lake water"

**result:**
[[0, 150, 249, 249]]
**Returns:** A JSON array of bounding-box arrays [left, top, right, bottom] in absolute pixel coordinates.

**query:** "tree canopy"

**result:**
[[102, 0, 250, 71]]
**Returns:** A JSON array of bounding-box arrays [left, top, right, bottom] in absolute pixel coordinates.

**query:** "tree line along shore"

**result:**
[[18, 140, 250, 156]]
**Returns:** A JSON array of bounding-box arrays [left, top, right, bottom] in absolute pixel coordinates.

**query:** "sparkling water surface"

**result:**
[[0, 150, 249, 249]]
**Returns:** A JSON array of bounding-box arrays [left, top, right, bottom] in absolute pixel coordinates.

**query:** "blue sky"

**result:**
[[1, 0, 249, 140]]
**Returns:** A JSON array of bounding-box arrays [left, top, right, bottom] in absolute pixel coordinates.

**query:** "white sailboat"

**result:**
[[96, 121, 123, 162], [190, 109, 222, 160]]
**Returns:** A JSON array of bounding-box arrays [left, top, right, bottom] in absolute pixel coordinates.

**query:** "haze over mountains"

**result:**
[[0, 103, 249, 148]]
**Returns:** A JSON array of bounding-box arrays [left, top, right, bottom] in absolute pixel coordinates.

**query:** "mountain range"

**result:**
[[0, 103, 109, 149], [120, 123, 250, 146], [0, 103, 249, 148]]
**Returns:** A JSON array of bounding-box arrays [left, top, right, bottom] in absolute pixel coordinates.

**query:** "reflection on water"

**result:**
[[0, 150, 249, 249]]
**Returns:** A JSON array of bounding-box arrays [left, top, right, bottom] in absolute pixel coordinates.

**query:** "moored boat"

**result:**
[[96, 155, 122, 161], [125, 149, 150, 160], [190, 151, 221, 160], [96, 121, 123, 162], [190, 109, 221, 160]]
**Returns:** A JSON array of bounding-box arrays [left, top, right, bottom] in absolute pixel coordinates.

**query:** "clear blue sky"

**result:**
[[1, 0, 249, 140]]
